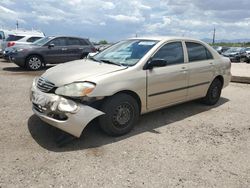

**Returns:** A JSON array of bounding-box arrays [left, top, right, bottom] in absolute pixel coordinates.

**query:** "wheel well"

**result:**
[[114, 90, 142, 113], [80, 52, 89, 59], [214, 75, 224, 87], [25, 54, 45, 65]]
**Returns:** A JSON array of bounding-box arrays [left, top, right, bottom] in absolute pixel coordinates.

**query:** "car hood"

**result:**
[[223, 52, 238, 56], [41, 59, 127, 86], [13, 44, 35, 50]]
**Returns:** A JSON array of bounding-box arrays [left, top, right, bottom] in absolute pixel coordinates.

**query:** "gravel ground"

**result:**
[[0, 59, 250, 188]]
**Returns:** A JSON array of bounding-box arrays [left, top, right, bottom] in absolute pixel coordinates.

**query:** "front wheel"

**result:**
[[99, 93, 139, 136], [26, 55, 43, 70], [202, 79, 223, 105]]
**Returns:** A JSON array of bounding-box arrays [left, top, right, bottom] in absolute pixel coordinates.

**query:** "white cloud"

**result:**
[[108, 14, 142, 23], [102, 2, 115, 10], [145, 16, 172, 33], [1, 0, 250, 41], [0, 5, 15, 14]]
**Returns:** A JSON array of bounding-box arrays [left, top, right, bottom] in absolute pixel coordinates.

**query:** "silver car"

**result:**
[[31, 36, 231, 137]]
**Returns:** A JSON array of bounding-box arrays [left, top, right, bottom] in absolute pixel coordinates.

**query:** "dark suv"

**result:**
[[9, 36, 96, 70]]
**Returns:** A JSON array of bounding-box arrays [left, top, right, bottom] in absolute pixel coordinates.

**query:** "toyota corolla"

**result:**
[[31, 36, 231, 137]]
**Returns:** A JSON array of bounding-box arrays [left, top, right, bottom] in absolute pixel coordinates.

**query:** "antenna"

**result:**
[[16, 20, 19, 30], [212, 27, 216, 44]]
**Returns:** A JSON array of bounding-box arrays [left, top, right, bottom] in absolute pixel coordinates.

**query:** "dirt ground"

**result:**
[[0, 59, 250, 188]]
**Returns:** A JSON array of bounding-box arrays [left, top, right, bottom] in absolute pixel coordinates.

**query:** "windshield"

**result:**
[[93, 39, 158, 66], [226, 47, 242, 53], [33, 36, 54, 46], [212, 46, 220, 50]]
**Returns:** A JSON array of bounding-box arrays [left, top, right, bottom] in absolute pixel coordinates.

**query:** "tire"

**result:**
[[26, 55, 43, 70], [202, 79, 223, 105], [240, 57, 246, 62], [80, 53, 88, 59], [16, 64, 25, 68], [99, 93, 139, 136]]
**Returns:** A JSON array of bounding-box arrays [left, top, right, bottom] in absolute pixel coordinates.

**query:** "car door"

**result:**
[[147, 41, 188, 110], [65, 37, 83, 61], [184, 42, 215, 100], [44, 37, 68, 64]]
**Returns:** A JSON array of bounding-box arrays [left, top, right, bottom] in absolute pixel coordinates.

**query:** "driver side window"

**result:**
[[49, 38, 67, 46], [153, 42, 184, 65]]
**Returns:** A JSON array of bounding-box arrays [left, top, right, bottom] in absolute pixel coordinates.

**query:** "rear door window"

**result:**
[[67, 38, 81, 46], [6, 35, 25, 41], [49, 37, 67, 46], [186, 42, 213, 62]]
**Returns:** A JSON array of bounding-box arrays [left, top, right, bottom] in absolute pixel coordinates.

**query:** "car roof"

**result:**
[[53, 36, 89, 40], [128, 36, 205, 43]]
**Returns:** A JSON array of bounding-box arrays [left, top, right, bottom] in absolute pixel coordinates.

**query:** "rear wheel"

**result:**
[[99, 93, 139, 136], [202, 79, 223, 105], [26, 55, 43, 70]]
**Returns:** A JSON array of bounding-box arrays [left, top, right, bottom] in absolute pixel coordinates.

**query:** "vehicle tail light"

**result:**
[[7, 42, 15, 47], [91, 47, 97, 52]]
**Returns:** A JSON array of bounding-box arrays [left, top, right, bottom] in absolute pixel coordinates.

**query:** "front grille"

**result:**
[[37, 77, 55, 93], [33, 103, 46, 113]]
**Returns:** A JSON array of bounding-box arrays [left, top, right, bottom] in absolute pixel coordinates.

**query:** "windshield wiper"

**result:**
[[88, 56, 101, 62], [99, 59, 122, 66]]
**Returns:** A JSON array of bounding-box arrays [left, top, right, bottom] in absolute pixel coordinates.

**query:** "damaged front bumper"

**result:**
[[31, 84, 104, 137]]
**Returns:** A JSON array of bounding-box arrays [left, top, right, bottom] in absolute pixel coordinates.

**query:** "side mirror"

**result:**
[[143, 59, 167, 70], [48, 43, 55, 48]]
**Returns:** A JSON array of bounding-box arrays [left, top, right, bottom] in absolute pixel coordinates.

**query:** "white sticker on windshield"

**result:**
[[138, 41, 156, 45]]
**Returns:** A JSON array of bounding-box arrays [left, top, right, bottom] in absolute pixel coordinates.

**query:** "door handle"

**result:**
[[180, 66, 187, 73], [62, 48, 67, 51]]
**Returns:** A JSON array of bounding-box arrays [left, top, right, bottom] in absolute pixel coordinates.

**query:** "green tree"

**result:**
[[99, 40, 108, 45]]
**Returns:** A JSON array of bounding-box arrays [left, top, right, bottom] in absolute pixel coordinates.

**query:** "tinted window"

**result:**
[[6, 35, 25, 41], [0, 31, 4, 39], [26, 37, 42, 43], [49, 38, 67, 46], [80, 39, 89, 46], [67, 38, 81, 45], [152, 42, 184, 65], [186, 42, 213, 62]]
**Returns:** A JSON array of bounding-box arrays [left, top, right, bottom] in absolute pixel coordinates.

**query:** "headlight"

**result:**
[[32, 77, 39, 87], [14, 48, 27, 53], [55, 82, 96, 97], [57, 98, 78, 113]]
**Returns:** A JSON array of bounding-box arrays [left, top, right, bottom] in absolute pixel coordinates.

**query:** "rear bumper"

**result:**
[[223, 72, 231, 88]]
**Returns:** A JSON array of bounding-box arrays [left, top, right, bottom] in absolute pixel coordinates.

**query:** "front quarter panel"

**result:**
[[87, 67, 147, 113]]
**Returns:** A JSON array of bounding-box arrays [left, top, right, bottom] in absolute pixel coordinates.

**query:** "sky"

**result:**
[[0, 0, 250, 42]]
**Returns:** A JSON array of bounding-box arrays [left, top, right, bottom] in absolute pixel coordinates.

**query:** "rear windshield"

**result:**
[[0, 31, 4, 39], [6, 35, 25, 41]]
